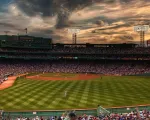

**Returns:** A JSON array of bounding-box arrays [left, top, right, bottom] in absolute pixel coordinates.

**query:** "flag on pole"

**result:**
[[24, 28, 28, 34], [136, 107, 141, 120]]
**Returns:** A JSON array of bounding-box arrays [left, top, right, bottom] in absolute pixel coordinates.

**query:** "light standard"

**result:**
[[68, 29, 80, 44], [134, 25, 149, 47]]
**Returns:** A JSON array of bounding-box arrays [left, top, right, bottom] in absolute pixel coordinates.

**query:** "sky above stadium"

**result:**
[[0, 0, 150, 44]]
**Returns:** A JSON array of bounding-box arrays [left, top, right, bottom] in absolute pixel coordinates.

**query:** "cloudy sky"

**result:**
[[0, 0, 150, 44]]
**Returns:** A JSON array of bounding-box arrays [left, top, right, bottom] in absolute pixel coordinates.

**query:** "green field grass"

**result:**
[[0, 74, 150, 111]]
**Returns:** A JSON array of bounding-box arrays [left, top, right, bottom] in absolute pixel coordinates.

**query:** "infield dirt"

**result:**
[[26, 74, 100, 81]]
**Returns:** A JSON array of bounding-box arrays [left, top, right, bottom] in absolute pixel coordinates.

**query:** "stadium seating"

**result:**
[[2, 109, 150, 120], [1, 45, 150, 85], [0, 60, 150, 83], [1, 47, 150, 54]]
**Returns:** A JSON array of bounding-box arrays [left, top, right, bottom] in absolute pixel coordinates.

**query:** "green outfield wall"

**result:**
[[2, 105, 150, 119]]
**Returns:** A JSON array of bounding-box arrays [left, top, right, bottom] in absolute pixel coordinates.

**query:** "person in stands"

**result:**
[[69, 113, 77, 120]]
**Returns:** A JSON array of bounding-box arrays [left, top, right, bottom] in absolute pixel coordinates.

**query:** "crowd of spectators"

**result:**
[[1, 47, 150, 54], [1, 47, 150, 61], [51, 47, 150, 54], [103, 109, 150, 120], [0, 60, 150, 84], [1, 54, 150, 61]]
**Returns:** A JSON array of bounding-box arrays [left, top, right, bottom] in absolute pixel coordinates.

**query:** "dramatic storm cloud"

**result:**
[[0, 0, 150, 44], [14, 0, 95, 28], [13, 0, 134, 28]]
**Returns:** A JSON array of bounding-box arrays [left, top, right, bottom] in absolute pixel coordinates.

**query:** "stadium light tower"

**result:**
[[134, 25, 149, 47], [68, 29, 80, 44]]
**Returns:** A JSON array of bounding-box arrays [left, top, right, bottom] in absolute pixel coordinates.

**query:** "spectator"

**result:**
[[69, 113, 77, 120]]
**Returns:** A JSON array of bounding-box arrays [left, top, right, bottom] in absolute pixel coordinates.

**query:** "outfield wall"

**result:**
[[2, 105, 150, 119], [2, 109, 97, 119], [107, 105, 150, 113], [130, 73, 150, 76]]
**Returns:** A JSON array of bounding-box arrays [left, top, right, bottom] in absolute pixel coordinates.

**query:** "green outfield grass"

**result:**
[[0, 74, 150, 111]]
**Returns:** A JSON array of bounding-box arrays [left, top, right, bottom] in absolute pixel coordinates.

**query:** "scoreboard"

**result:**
[[0, 35, 52, 48]]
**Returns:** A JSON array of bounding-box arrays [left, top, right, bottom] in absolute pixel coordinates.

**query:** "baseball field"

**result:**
[[0, 73, 150, 111]]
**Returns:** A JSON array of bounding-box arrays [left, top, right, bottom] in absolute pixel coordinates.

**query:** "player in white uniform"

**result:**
[[64, 91, 67, 97]]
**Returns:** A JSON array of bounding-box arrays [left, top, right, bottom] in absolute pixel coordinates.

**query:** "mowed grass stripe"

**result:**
[[55, 81, 88, 109], [0, 75, 150, 110], [56, 81, 79, 108]]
